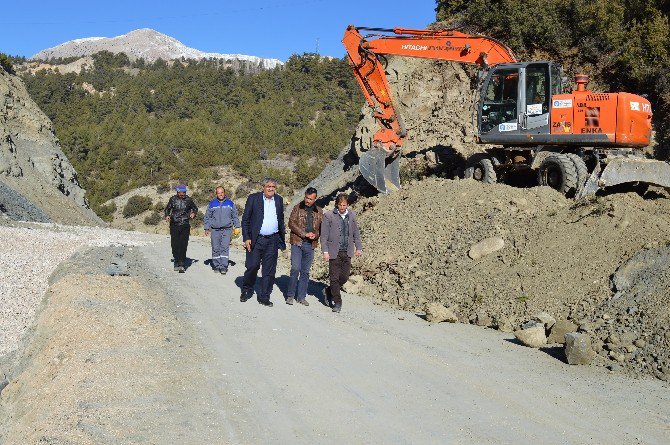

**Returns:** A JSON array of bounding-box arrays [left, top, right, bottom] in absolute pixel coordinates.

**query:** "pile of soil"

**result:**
[[323, 177, 670, 380]]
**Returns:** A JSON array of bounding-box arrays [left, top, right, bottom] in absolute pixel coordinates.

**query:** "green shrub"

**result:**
[[143, 211, 162, 225], [122, 195, 153, 218], [0, 54, 15, 75], [94, 201, 117, 222], [156, 182, 171, 194]]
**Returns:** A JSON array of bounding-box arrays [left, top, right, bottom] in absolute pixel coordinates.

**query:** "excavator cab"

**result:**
[[478, 62, 562, 144]]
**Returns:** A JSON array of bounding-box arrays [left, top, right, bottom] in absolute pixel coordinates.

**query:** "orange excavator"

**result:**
[[343, 25, 670, 196]]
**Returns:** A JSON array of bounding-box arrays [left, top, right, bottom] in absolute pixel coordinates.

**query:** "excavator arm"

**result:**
[[343, 25, 517, 193]]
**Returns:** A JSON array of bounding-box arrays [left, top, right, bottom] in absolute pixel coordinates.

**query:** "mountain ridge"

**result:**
[[32, 28, 283, 69]]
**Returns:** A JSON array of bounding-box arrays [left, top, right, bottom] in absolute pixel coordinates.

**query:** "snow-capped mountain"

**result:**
[[31, 29, 283, 69]]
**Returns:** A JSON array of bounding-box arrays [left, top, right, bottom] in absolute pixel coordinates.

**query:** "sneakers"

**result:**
[[240, 291, 252, 302], [220, 268, 228, 275], [297, 299, 309, 306], [332, 304, 341, 313], [258, 299, 274, 307], [178, 266, 185, 273], [174, 265, 180, 272], [286, 297, 295, 305]]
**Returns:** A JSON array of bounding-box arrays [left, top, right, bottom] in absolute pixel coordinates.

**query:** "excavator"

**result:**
[[342, 25, 670, 197]]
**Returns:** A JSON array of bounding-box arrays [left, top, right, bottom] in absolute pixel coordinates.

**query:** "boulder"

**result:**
[[424, 303, 458, 323], [533, 312, 556, 329], [468, 237, 504, 260], [547, 319, 578, 344], [514, 326, 547, 348], [564, 332, 596, 365]]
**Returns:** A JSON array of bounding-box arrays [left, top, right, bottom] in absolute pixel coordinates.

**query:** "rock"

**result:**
[[533, 312, 556, 329], [564, 333, 596, 365], [606, 334, 621, 345], [495, 316, 515, 333], [476, 312, 493, 327], [106, 260, 129, 276], [342, 275, 364, 294], [468, 237, 504, 260], [424, 303, 458, 323], [609, 351, 626, 362], [608, 364, 622, 372], [633, 339, 647, 349], [514, 326, 547, 348], [521, 320, 539, 330], [547, 319, 578, 344]]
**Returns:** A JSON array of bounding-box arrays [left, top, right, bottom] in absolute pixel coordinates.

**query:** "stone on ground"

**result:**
[[424, 302, 458, 323], [468, 237, 504, 260], [514, 326, 547, 348], [565, 332, 596, 365], [547, 319, 578, 344]]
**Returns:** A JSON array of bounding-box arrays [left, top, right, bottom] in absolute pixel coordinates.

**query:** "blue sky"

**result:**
[[2, 0, 437, 60]]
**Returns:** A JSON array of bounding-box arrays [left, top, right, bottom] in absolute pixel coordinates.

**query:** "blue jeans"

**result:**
[[288, 242, 314, 301]]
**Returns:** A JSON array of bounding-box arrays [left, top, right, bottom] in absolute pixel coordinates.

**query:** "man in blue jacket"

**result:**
[[204, 186, 240, 275], [241, 178, 286, 306]]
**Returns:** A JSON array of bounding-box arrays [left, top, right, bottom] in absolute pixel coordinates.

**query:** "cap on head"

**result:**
[[176, 184, 187, 192]]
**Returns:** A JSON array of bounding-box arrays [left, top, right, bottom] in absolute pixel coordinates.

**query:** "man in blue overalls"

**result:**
[[204, 186, 240, 274]]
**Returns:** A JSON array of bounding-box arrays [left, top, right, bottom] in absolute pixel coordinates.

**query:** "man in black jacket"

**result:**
[[241, 178, 286, 306], [164, 184, 198, 273]]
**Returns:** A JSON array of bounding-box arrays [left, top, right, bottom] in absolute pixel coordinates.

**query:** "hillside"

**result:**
[[18, 52, 362, 212], [0, 67, 100, 225]]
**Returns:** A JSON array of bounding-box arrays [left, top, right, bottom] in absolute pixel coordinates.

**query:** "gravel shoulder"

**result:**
[[1, 230, 669, 443]]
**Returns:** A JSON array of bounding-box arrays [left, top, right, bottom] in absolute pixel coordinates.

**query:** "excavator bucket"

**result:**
[[577, 157, 670, 198], [359, 148, 401, 194]]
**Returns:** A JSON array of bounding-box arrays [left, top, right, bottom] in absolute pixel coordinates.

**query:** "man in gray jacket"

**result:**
[[320, 193, 363, 313], [204, 186, 240, 274]]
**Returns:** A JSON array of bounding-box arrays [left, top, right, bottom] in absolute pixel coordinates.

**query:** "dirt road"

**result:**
[[138, 238, 669, 444], [2, 231, 669, 444]]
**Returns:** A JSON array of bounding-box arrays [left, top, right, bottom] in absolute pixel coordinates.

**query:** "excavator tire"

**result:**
[[565, 153, 589, 193], [538, 154, 578, 197], [464, 158, 497, 184]]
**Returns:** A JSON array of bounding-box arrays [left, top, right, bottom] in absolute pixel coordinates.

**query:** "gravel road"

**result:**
[[138, 238, 670, 444], [2, 229, 669, 443]]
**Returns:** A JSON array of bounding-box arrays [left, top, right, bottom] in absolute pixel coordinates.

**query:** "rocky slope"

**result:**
[[32, 28, 283, 69], [0, 68, 101, 225]]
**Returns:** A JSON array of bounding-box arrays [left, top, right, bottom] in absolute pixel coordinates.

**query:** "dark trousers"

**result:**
[[170, 224, 190, 266], [328, 251, 351, 305], [288, 242, 314, 301], [243, 234, 279, 301]]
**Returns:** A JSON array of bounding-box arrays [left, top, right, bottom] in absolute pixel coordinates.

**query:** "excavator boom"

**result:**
[[343, 25, 517, 193]]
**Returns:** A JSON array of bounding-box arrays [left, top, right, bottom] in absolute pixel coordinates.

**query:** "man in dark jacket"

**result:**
[[286, 187, 323, 306], [164, 184, 198, 273], [204, 186, 240, 275], [320, 193, 363, 313], [241, 178, 286, 306]]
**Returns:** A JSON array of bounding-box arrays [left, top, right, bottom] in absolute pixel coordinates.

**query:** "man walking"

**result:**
[[204, 186, 240, 275], [164, 184, 198, 273], [286, 187, 323, 306], [320, 193, 362, 313], [241, 178, 286, 306]]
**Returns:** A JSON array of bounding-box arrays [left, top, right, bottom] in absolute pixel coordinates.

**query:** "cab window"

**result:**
[[481, 69, 519, 132]]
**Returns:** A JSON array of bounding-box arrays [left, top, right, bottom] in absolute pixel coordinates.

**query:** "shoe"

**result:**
[[220, 268, 228, 275], [286, 297, 294, 305], [213, 268, 220, 273], [178, 266, 185, 273], [240, 291, 252, 302], [332, 304, 341, 313], [259, 299, 274, 307], [174, 265, 179, 272], [297, 299, 309, 306]]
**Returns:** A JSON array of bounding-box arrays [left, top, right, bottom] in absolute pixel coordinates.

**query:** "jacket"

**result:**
[[320, 208, 362, 258], [242, 192, 286, 250], [203, 198, 240, 230], [164, 195, 198, 226], [288, 202, 323, 248]]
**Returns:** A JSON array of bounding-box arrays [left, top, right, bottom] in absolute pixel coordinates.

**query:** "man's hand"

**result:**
[[189, 212, 196, 219], [306, 232, 316, 240], [245, 240, 252, 252], [323, 252, 330, 262], [355, 250, 363, 257], [204, 230, 210, 236]]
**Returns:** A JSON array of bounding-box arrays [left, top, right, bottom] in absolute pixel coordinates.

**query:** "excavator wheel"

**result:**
[[565, 153, 589, 194], [538, 154, 578, 197], [464, 158, 497, 184]]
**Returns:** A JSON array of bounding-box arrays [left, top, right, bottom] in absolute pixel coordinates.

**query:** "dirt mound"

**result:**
[[322, 177, 670, 380]]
